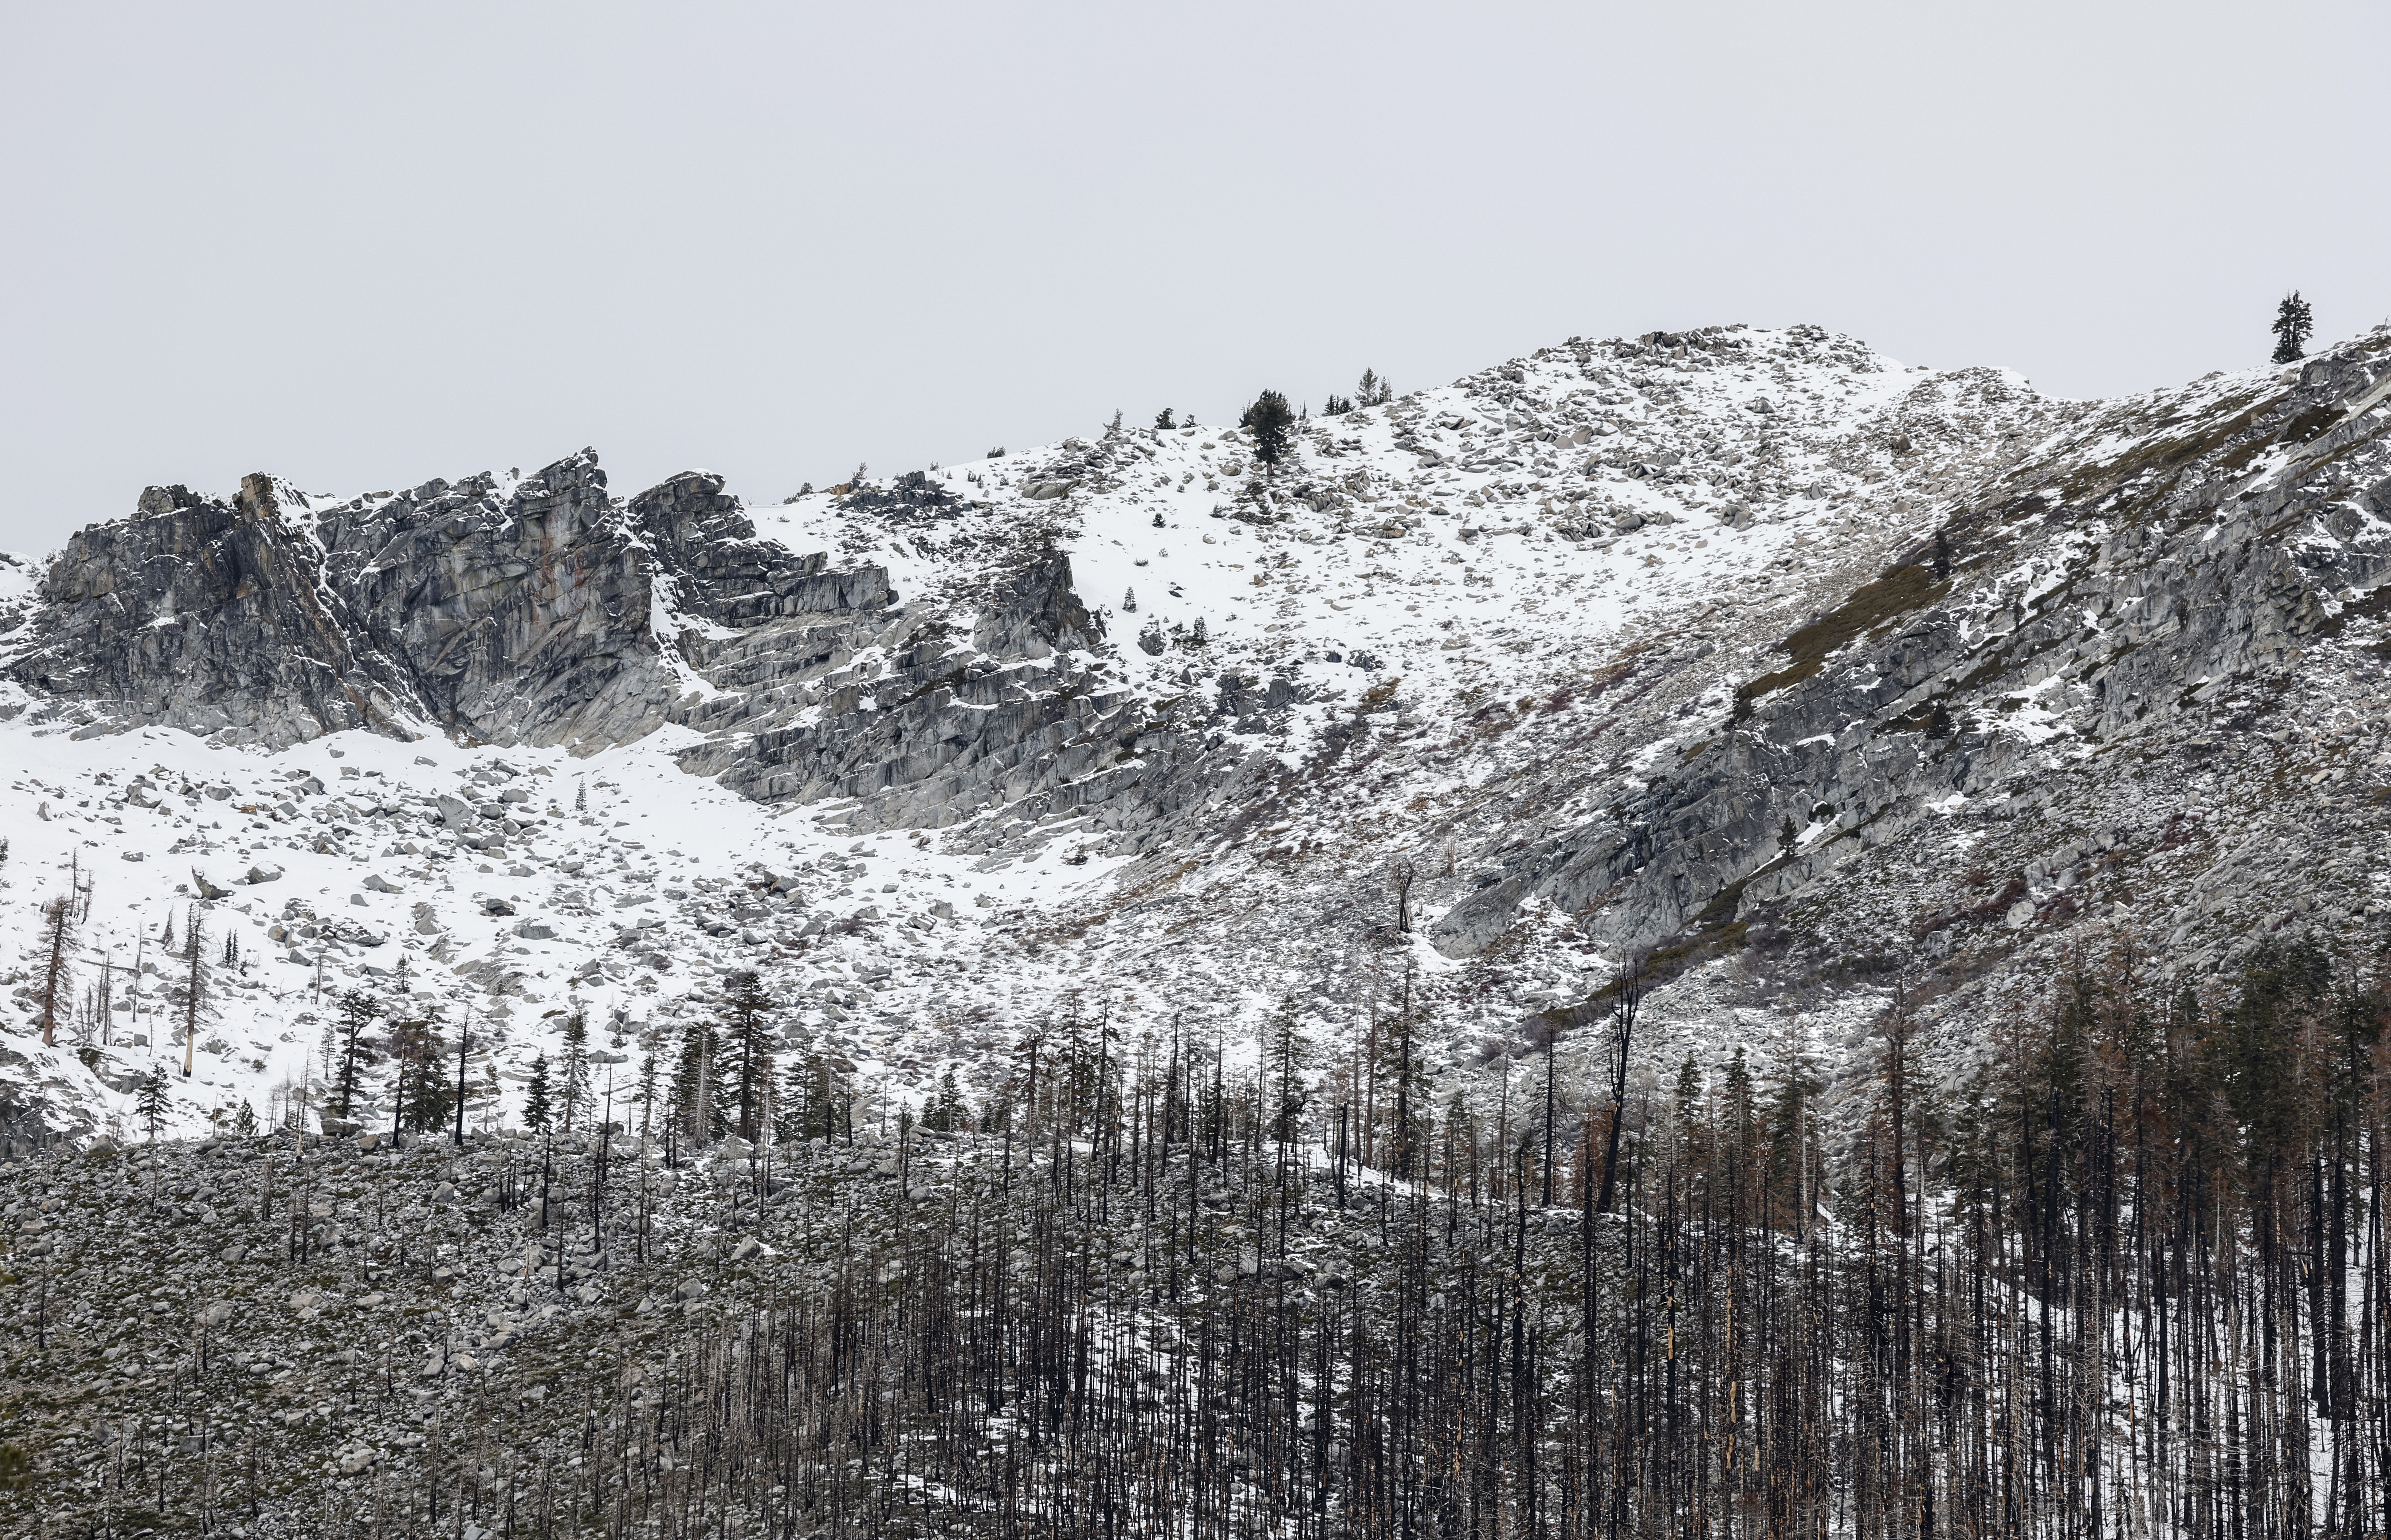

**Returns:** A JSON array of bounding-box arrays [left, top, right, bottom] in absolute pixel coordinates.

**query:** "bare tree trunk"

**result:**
[[452, 1007, 473, 1147], [1593, 964, 1639, 1218], [37, 895, 73, 1048]]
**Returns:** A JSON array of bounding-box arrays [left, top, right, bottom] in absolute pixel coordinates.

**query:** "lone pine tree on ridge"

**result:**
[[2273, 290, 2313, 363]]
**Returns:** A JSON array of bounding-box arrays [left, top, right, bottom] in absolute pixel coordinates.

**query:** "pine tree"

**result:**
[[178, 905, 206, 1079], [385, 1008, 452, 1138], [1123, 587, 1139, 613], [136, 1068, 168, 1138], [1154, 407, 1176, 430], [1239, 390, 1297, 474], [2272, 290, 2314, 363], [330, 989, 381, 1118], [779, 1043, 846, 1143], [574, 779, 586, 813], [1107, 408, 1125, 435], [671, 1016, 724, 1143], [923, 1063, 968, 1133], [233, 1099, 257, 1138], [524, 1051, 554, 1134], [721, 970, 776, 1144], [559, 1008, 591, 1132]]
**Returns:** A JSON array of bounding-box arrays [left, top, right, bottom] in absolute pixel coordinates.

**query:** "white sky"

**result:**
[[2, 1, 2384, 555]]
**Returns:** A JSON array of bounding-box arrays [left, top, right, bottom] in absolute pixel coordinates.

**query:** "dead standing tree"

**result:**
[[1592, 960, 1640, 1218], [36, 895, 75, 1048], [1523, 1013, 1564, 1207]]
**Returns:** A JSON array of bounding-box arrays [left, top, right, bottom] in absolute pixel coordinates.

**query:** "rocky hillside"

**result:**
[[1, 320, 2387, 1151]]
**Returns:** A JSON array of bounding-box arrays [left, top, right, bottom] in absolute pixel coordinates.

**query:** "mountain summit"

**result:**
[[4, 321, 2389, 1142]]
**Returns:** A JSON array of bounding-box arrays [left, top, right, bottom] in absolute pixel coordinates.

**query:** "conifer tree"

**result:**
[[671, 1016, 724, 1143], [524, 1051, 554, 1134], [1239, 390, 1296, 474], [2272, 290, 2314, 363], [178, 905, 206, 1079], [1154, 407, 1176, 430], [781, 1044, 847, 1143], [136, 1068, 168, 1138], [559, 1008, 591, 1133], [721, 970, 776, 1144], [923, 1063, 967, 1132], [330, 989, 381, 1118], [385, 1007, 452, 1139]]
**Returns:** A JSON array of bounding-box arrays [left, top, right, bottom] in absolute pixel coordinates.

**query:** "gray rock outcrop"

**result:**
[[1433, 332, 2391, 963]]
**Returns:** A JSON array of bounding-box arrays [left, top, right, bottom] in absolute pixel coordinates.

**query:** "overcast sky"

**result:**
[[3, 2, 2384, 556]]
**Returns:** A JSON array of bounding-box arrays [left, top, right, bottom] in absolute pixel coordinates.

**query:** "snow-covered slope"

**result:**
[[4, 320, 2389, 1146]]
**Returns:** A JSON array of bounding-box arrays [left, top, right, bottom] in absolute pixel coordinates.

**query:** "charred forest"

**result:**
[[12, 933, 2391, 1539], [625, 935, 2391, 1540]]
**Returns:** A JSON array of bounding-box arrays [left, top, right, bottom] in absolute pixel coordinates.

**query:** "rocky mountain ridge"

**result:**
[[2, 319, 2388, 1153]]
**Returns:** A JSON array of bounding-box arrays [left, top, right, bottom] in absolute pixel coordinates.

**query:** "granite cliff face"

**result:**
[[5, 450, 915, 754], [6, 475, 420, 744], [0, 451, 1168, 837]]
